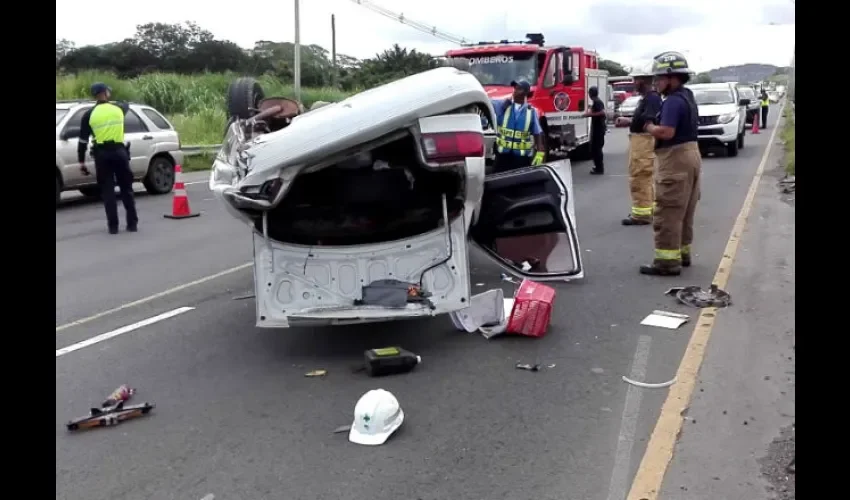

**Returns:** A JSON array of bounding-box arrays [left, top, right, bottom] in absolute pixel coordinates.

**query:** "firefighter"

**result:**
[[584, 86, 607, 175], [615, 66, 663, 225], [760, 89, 770, 129], [78, 82, 139, 234], [491, 79, 547, 173], [640, 52, 701, 276]]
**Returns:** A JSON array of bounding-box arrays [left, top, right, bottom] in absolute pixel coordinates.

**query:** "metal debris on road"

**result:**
[[515, 363, 541, 372], [779, 176, 795, 194], [66, 385, 154, 431], [232, 293, 255, 301], [333, 424, 352, 434], [640, 310, 690, 329], [665, 284, 731, 308], [304, 370, 328, 377], [622, 375, 678, 389]]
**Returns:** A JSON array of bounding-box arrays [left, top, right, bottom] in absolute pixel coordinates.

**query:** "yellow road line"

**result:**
[[626, 105, 785, 500], [56, 262, 253, 333]]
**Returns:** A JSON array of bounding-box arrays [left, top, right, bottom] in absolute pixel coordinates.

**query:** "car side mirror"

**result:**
[[61, 125, 80, 141], [739, 98, 751, 106]]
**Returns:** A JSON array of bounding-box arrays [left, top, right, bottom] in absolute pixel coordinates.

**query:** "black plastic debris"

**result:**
[[666, 284, 731, 308]]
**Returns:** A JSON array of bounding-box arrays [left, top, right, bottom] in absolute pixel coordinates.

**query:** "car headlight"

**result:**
[[717, 113, 736, 124]]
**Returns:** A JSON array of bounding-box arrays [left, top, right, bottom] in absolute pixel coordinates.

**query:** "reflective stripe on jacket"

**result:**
[[89, 102, 125, 144], [496, 104, 535, 157]]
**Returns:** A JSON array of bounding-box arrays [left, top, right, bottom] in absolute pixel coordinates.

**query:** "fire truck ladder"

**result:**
[[348, 0, 472, 46]]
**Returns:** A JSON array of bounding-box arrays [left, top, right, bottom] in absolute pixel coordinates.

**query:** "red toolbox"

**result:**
[[506, 279, 557, 338]]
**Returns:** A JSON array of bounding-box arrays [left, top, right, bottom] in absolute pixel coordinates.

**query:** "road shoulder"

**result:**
[[659, 128, 796, 499]]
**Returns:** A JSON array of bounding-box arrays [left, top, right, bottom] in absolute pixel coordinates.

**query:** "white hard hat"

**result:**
[[349, 389, 404, 446]]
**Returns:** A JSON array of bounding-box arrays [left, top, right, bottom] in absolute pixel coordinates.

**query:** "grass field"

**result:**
[[782, 104, 795, 176], [57, 71, 354, 147]]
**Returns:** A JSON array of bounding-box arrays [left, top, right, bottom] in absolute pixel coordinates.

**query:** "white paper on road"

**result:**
[[640, 310, 690, 330]]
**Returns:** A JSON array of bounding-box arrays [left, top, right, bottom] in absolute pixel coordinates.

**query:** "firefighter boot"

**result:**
[[681, 244, 692, 267], [622, 215, 652, 226], [639, 259, 682, 276]]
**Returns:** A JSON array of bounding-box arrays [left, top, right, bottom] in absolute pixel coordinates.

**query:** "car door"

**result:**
[[57, 105, 94, 188], [123, 108, 155, 176], [470, 159, 584, 281]]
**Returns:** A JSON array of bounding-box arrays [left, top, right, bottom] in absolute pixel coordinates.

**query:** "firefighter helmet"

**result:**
[[651, 52, 693, 76], [629, 64, 654, 79]]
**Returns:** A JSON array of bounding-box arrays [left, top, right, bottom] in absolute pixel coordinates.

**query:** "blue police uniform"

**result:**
[[491, 97, 543, 173], [77, 82, 139, 234]]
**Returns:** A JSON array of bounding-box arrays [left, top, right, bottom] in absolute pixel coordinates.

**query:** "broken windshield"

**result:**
[[452, 53, 537, 87]]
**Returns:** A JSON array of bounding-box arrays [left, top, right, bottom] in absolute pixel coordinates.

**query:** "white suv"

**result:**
[[56, 101, 184, 205], [687, 83, 749, 157]]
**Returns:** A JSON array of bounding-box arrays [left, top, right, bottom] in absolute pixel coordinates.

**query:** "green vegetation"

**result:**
[[57, 71, 354, 146], [782, 106, 795, 175]]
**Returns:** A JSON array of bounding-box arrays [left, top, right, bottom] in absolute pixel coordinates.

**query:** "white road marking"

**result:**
[[56, 307, 194, 358], [56, 262, 252, 332], [606, 334, 653, 500], [184, 180, 209, 186]]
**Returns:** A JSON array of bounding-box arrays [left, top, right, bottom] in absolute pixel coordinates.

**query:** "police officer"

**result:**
[[491, 79, 546, 173], [640, 52, 702, 276], [78, 83, 139, 234], [585, 86, 607, 175], [615, 66, 663, 225], [760, 89, 770, 129]]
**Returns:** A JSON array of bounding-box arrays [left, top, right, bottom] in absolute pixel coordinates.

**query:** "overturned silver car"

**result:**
[[210, 67, 584, 328]]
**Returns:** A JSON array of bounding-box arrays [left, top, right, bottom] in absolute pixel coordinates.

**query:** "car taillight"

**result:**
[[421, 132, 484, 163]]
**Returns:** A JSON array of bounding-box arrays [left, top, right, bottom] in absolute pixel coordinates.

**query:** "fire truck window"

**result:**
[[572, 53, 581, 77], [543, 54, 557, 88]]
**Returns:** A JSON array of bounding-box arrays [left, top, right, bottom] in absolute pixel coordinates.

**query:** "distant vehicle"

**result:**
[[56, 101, 183, 206], [736, 86, 760, 125], [687, 82, 748, 157], [617, 95, 642, 119], [610, 77, 636, 105], [767, 91, 781, 103]]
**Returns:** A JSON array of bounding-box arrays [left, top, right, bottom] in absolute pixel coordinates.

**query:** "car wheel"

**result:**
[[227, 77, 265, 120], [143, 156, 175, 195], [79, 186, 100, 197], [737, 131, 745, 149], [726, 140, 739, 157]]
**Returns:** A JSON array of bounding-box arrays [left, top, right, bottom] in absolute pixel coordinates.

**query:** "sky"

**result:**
[[56, 0, 795, 72]]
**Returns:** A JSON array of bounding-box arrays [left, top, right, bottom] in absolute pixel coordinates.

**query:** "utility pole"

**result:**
[[294, 0, 301, 101], [331, 14, 338, 89]]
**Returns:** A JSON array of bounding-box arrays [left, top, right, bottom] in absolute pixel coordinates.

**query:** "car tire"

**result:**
[[737, 131, 745, 149], [227, 77, 265, 120], [143, 155, 175, 195], [79, 186, 100, 197], [726, 140, 739, 157]]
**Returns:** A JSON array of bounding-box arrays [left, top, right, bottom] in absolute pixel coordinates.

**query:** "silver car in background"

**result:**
[[56, 100, 183, 205]]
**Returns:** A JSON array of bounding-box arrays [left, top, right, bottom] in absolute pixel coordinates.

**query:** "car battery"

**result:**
[[505, 279, 557, 338]]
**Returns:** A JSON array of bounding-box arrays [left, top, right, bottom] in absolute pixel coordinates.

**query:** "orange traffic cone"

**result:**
[[164, 164, 200, 219], [751, 113, 760, 134]]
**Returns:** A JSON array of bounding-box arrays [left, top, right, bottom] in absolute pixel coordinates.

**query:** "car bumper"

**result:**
[[697, 123, 738, 145]]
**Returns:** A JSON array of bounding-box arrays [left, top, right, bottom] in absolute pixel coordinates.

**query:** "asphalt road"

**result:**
[[56, 107, 784, 500]]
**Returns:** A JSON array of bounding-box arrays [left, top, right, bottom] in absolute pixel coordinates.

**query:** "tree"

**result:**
[[56, 39, 76, 68], [693, 72, 712, 84], [599, 58, 628, 77]]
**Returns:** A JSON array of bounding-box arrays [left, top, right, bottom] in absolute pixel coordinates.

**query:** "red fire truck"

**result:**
[[609, 76, 636, 105], [444, 33, 609, 160]]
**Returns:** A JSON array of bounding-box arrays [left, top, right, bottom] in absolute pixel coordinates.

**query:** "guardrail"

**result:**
[[182, 145, 222, 157]]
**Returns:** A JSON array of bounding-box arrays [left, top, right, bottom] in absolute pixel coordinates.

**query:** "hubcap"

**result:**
[[154, 161, 174, 191]]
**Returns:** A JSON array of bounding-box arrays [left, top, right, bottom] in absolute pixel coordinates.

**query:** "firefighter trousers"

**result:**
[[627, 133, 656, 220], [652, 142, 701, 267]]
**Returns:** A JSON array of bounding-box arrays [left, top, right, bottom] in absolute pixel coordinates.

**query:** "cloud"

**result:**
[[588, 3, 703, 36]]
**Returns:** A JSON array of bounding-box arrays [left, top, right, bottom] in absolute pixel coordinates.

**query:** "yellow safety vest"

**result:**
[[496, 104, 534, 157], [761, 98, 770, 107], [89, 102, 125, 144]]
